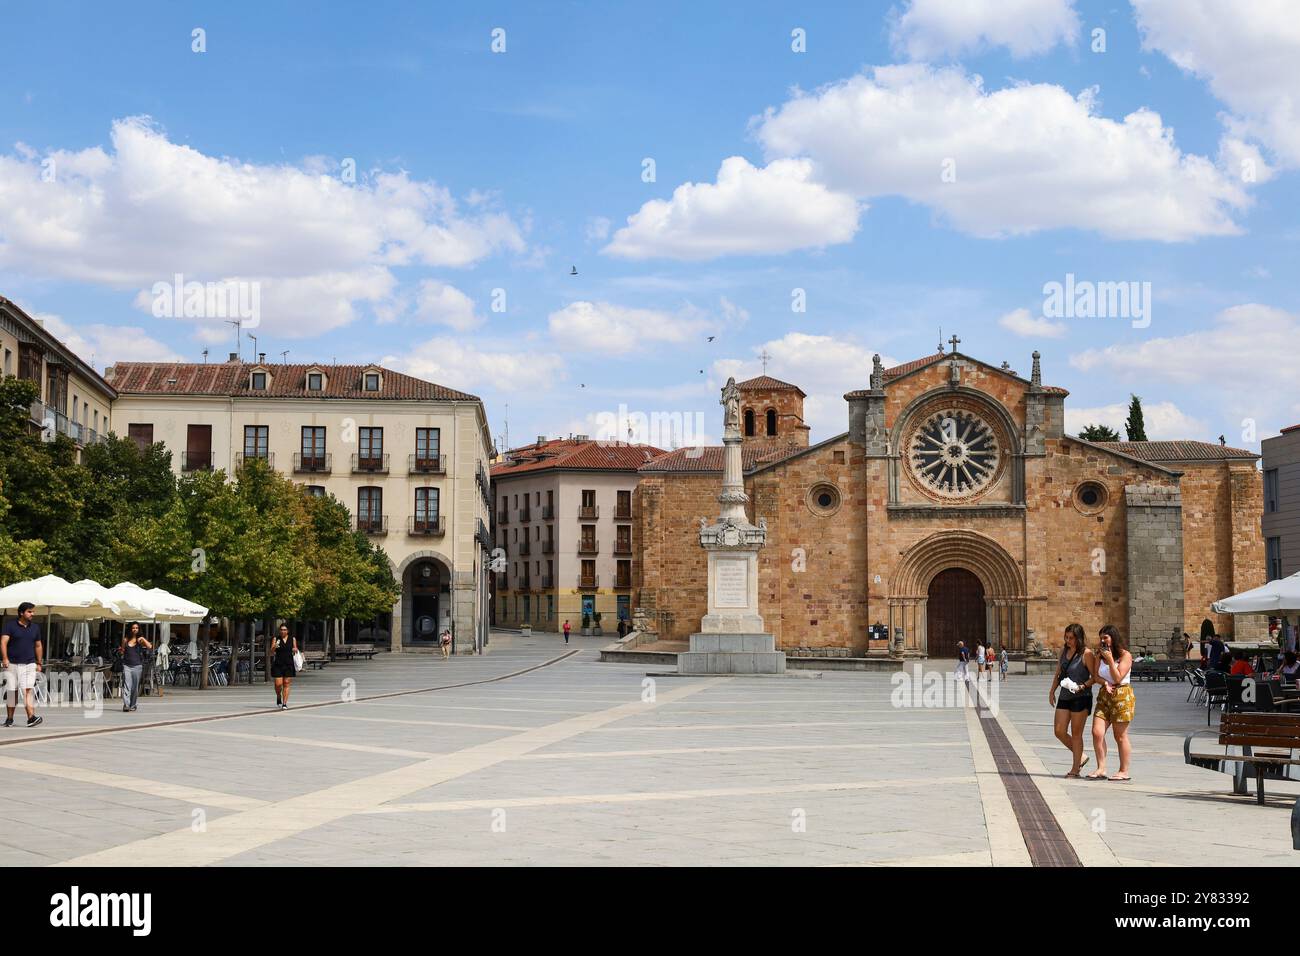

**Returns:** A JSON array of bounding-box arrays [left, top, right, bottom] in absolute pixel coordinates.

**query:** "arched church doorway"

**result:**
[[926, 567, 986, 660]]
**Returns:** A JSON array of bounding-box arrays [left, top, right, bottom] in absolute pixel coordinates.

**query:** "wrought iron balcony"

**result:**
[[578, 540, 599, 555], [353, 514, 388, 535], [236, 451, 274, 469], [407, 515, 445, 536], [409, 454, 445, 474], [541, 504, 554, 519], [578, 504, 599, 519], [578, 574, 599, 589], [614, 540, 632, 555], [541, 540, 555, 554], [294, 452, 332, 474], [352, 453, 390, 474], [182, 451, 214, 472]]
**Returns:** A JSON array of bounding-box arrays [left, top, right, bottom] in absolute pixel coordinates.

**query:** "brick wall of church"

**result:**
[[750, 440, 868, 652], [1024, 438, 1175, 650], [1174, 460, 1265, 640], [741, 388, 809, 447], [634, 473, 716, 641]]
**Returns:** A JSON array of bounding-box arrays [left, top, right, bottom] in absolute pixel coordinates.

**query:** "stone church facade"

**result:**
[[635, 349, 1265, 656]]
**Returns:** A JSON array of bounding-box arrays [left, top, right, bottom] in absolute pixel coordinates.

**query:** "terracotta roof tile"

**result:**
[[737, 375, 805, 396], [1096, 440, 1259, 462], [492, 439, 667, 477], [638, 441, 805, 474], [109, 362, 478, 402]]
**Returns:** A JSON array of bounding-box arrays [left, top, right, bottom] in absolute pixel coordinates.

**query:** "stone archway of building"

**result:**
[[888, 530, 1027, 656], [393, 549, 455, 652]]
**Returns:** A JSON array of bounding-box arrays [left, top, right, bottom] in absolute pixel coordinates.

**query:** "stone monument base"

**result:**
[[678, 632, 787, 675]]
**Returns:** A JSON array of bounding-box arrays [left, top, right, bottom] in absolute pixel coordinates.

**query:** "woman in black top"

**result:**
[[270, 624, 299, 710], [1049, 623, 1094, 778], [119, 623, 152, 713]]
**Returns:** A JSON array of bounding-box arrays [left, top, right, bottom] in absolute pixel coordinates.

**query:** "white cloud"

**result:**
[[1069, 303, 1298, 385], [1065, 401, 1206, 441], [755, 64, 1251, 241], [999, 306, 1067, 338], [382, 338, 565, 395], [1069, 303, 1300, 437], [604, 156, 860, 261], [0, 117, 525, 336], [33, 310, 181, 366], [1134, 0, 1300, 167], [547, 300, 716, 355], [892, 0, 1079, 59], [585, 216, 611, 242], [413, 280, 481, 331], [712, 332, 900, 440]]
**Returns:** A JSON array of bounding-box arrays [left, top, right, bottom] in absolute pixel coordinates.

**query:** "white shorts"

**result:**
[[5, 662, 37, 691]]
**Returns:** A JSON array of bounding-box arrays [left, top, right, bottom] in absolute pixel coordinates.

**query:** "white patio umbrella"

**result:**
[[142, 588, 208, 623], [1212, 573, 1300, 615], [0, 574, 121, 619], [0, 575, 129, 660]]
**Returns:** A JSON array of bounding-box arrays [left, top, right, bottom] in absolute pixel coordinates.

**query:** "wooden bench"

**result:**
[[331, 643, 377, 661], [303, 651, 329, 670], [1185, 712, 1300, 848]]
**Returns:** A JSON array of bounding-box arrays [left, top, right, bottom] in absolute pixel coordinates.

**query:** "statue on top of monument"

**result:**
[[721, 377, 741, 435]]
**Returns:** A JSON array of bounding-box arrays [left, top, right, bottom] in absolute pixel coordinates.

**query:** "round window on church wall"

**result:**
[[903, 405, 1005, 502], [806, 482, 842, 517], [1073, 481, 1108, 515]]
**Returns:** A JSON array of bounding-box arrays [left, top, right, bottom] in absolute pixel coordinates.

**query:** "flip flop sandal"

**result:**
[[1107, 774, 1132, 782], [1080, 754, 1089, 768], [1085, 771, 1107, 780], [1065, 770, 1081, 778]]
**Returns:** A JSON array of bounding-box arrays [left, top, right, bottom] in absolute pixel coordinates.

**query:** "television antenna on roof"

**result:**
[[224, 319, 241, 360]]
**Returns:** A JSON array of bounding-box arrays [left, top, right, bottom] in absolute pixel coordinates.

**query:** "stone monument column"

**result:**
[[677, 378, 786, 675]]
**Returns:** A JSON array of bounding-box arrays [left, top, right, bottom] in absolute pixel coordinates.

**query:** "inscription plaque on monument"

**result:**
[[714, 559, 748, 608]]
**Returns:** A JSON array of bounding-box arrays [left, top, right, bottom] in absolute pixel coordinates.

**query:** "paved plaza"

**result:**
[[0, 632, 1295, 867]]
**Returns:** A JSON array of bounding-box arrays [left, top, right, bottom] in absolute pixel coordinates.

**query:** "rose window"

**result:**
[[906, 409, 1002, 499]]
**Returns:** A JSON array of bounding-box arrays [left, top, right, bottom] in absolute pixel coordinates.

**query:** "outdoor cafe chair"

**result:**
[[1204, 670, 1229, 724], [1186, 668, 1206, 703]]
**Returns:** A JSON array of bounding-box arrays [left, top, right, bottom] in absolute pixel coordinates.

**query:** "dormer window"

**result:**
[[364, 372, 380, 392], [307, 372, 323, 391], [251, 372, 267, 390]]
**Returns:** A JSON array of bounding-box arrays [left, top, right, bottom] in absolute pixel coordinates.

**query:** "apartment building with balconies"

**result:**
[[490, 436, 664, 632], [0, 297, 116, 454], [1263, 424, 1300, 582], [106, 357, 494, 654]]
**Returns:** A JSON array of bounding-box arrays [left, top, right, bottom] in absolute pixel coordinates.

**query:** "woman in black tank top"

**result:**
[[119, 623, 152, 713], [270, 624, 298, 710], [1050, 623, 1094, 777]]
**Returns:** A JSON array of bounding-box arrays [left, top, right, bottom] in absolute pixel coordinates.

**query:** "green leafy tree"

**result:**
[[0, 484, 51, 584], [1078, 423, 1121, 442], [0, 377, 84, 572], [1125, 394, 1148, 442]]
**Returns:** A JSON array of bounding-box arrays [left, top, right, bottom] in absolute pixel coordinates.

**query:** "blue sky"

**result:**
[[1, 0, 1296, 451]]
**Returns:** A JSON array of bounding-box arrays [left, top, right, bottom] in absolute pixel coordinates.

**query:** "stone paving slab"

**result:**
[[0, 636, 1295, 867]]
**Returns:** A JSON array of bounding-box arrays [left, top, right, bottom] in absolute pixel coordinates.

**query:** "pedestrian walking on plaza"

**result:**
[[1089, 624, 1134, 781], [1050, 623, 1094, 778], [562, 619, 571, 645], [1, 602, 43, 727], [439, 628, 452, 659], [975, 641, 986, 679], [955, 641, 970, 682], [119, 623, 152, 713], [998, 645, 1009, 681], [270, 624, 299, 710]]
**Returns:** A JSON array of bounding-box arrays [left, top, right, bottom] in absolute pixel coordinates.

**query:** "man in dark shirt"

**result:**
[[2, 602, 44, 727], [1208, 635, 1227, 670]]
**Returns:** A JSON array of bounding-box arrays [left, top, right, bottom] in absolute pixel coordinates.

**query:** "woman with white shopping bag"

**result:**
[[270, 623, 301, 710]]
